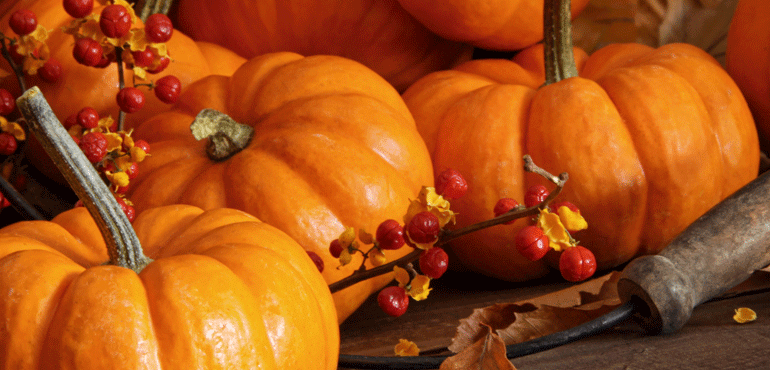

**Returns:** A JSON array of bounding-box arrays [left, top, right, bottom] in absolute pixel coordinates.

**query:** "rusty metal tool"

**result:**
[[339, 169, 770, 369]]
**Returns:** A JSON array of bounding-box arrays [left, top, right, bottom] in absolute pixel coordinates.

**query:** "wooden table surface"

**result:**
[[338, 269, 770, 370]]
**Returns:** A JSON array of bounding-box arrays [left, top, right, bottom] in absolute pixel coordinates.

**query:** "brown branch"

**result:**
[[328, 155, 569, 293]]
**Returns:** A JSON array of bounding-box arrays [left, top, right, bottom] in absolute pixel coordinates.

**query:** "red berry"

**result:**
[[76, 106, 99, 129], [114, 195, 135, 222], [0, 89, 14, 116], [377, 286, 409, 317], [154, 75, 181, 104], [0, 133, 18, 155], [524, 184, 549, 208], [72, 38, 103, 67], [419, 247, 448, 279], [376, 219, 406, 250], [114, 185, 129, 194], [38, 58, 63, 83], [329, 239, 343, 258], [559, 246, 597, 282], [99, 4, 132, 38], [79, 131, 108, 163], [407, 211, 441, 244], [131, 48, 155, 68], [493, 198, 520, 225], [144, 13, 173, 43], [116, 87, 145, 113], [435, 168, 468, 200], [9, 9, 37, 36], [133, 139, 150, 154], [514, 225, 549, 261], [125, 162, 139, 179], [306, 251, 324, 273], [63, 113, 78, 130], [63, 0, 94, 18], [0, 192, 10, 209], [147, 56, 170, 74]]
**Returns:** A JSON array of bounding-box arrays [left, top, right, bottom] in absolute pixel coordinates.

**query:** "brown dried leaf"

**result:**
[[449, 272, 622, 353], [440, 324, 517, 370]]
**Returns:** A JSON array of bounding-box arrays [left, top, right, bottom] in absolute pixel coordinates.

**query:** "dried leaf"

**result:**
[[449, 272, 622, 353], [440, 324, 517, 370]]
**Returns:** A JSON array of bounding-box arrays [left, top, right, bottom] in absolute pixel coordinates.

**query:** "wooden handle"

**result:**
[[619, 170, 770, 334]]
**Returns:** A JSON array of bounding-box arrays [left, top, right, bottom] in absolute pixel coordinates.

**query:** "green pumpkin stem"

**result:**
[[134, 0, 175, 22], [191, 109, 255, 161], [543, 0, 579, 85], [16, 87, 152, 273]]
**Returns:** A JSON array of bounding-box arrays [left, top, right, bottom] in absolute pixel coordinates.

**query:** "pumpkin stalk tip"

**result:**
[[191, 109, 254, 161], [543, 0, 579, 85]]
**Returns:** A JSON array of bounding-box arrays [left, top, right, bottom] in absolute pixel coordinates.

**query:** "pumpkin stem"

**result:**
[[16, 87, 152, 273], [543, 0, 579, 85], [191, 109, 255, 161], [134, 0, 175, 22]]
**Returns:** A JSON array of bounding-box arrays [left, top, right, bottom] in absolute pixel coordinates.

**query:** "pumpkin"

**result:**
[[124, 52, 434, 322], [5, 87, 339, 369], [726, 0, 770, 150], [395, 0, 590, 50], [170, 0, 473, 91], [1, 0, 246, 182], [402, 0, 759, 281]]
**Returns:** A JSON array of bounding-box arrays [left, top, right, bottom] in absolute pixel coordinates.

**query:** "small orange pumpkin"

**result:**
[[402, 0, 759, 281], [0, 205, 339, 369], [124, 52, 434, 322], [4, 87, 339, 369], [170, 0, 473, 91]]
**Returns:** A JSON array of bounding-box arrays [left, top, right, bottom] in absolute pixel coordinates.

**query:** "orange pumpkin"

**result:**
[[124, 52, 434, 322], [0, 205, 339, 369], [402, 0, 759, 281], [170, 0, 473, 91], [1, 0, 246, 181], [7, 86, 339, 369], [726, 0, 770, 150], [396, 0, 590, 50]]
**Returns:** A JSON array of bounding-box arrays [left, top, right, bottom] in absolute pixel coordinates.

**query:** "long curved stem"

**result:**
[[16, 87, 151, 272]]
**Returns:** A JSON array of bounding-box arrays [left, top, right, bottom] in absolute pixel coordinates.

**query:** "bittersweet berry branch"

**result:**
[[329, 155, 569, 294], [0, 35, 27, 93]]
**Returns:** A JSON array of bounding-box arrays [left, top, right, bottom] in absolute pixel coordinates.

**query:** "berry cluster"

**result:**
[[62, 0, 182, 113], [3, 8, 61, 83], [497, 184, 597, 282], [329, 168, 467, 317]]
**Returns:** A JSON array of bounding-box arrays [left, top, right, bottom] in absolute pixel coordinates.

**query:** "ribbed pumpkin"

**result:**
[[0, 205, 339, 369], [6, 87, 339, 369], [396, 0, 590, 50], [726, 0, 770, 150], [1, 0, 246, 182], [402, 0, 759, 281], [170, 0, 473, 91], [124, 52, 434, 322]]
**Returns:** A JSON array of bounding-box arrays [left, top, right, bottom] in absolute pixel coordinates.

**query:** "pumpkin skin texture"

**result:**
[[124, 52, 434, 322], [403, 43, 759, 281], [395, 0, 590, 50], [0, 205, 339, 369], [171, 0, 473, 91], [0, 0, 246, 182], [726, 0, 770, 150]]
